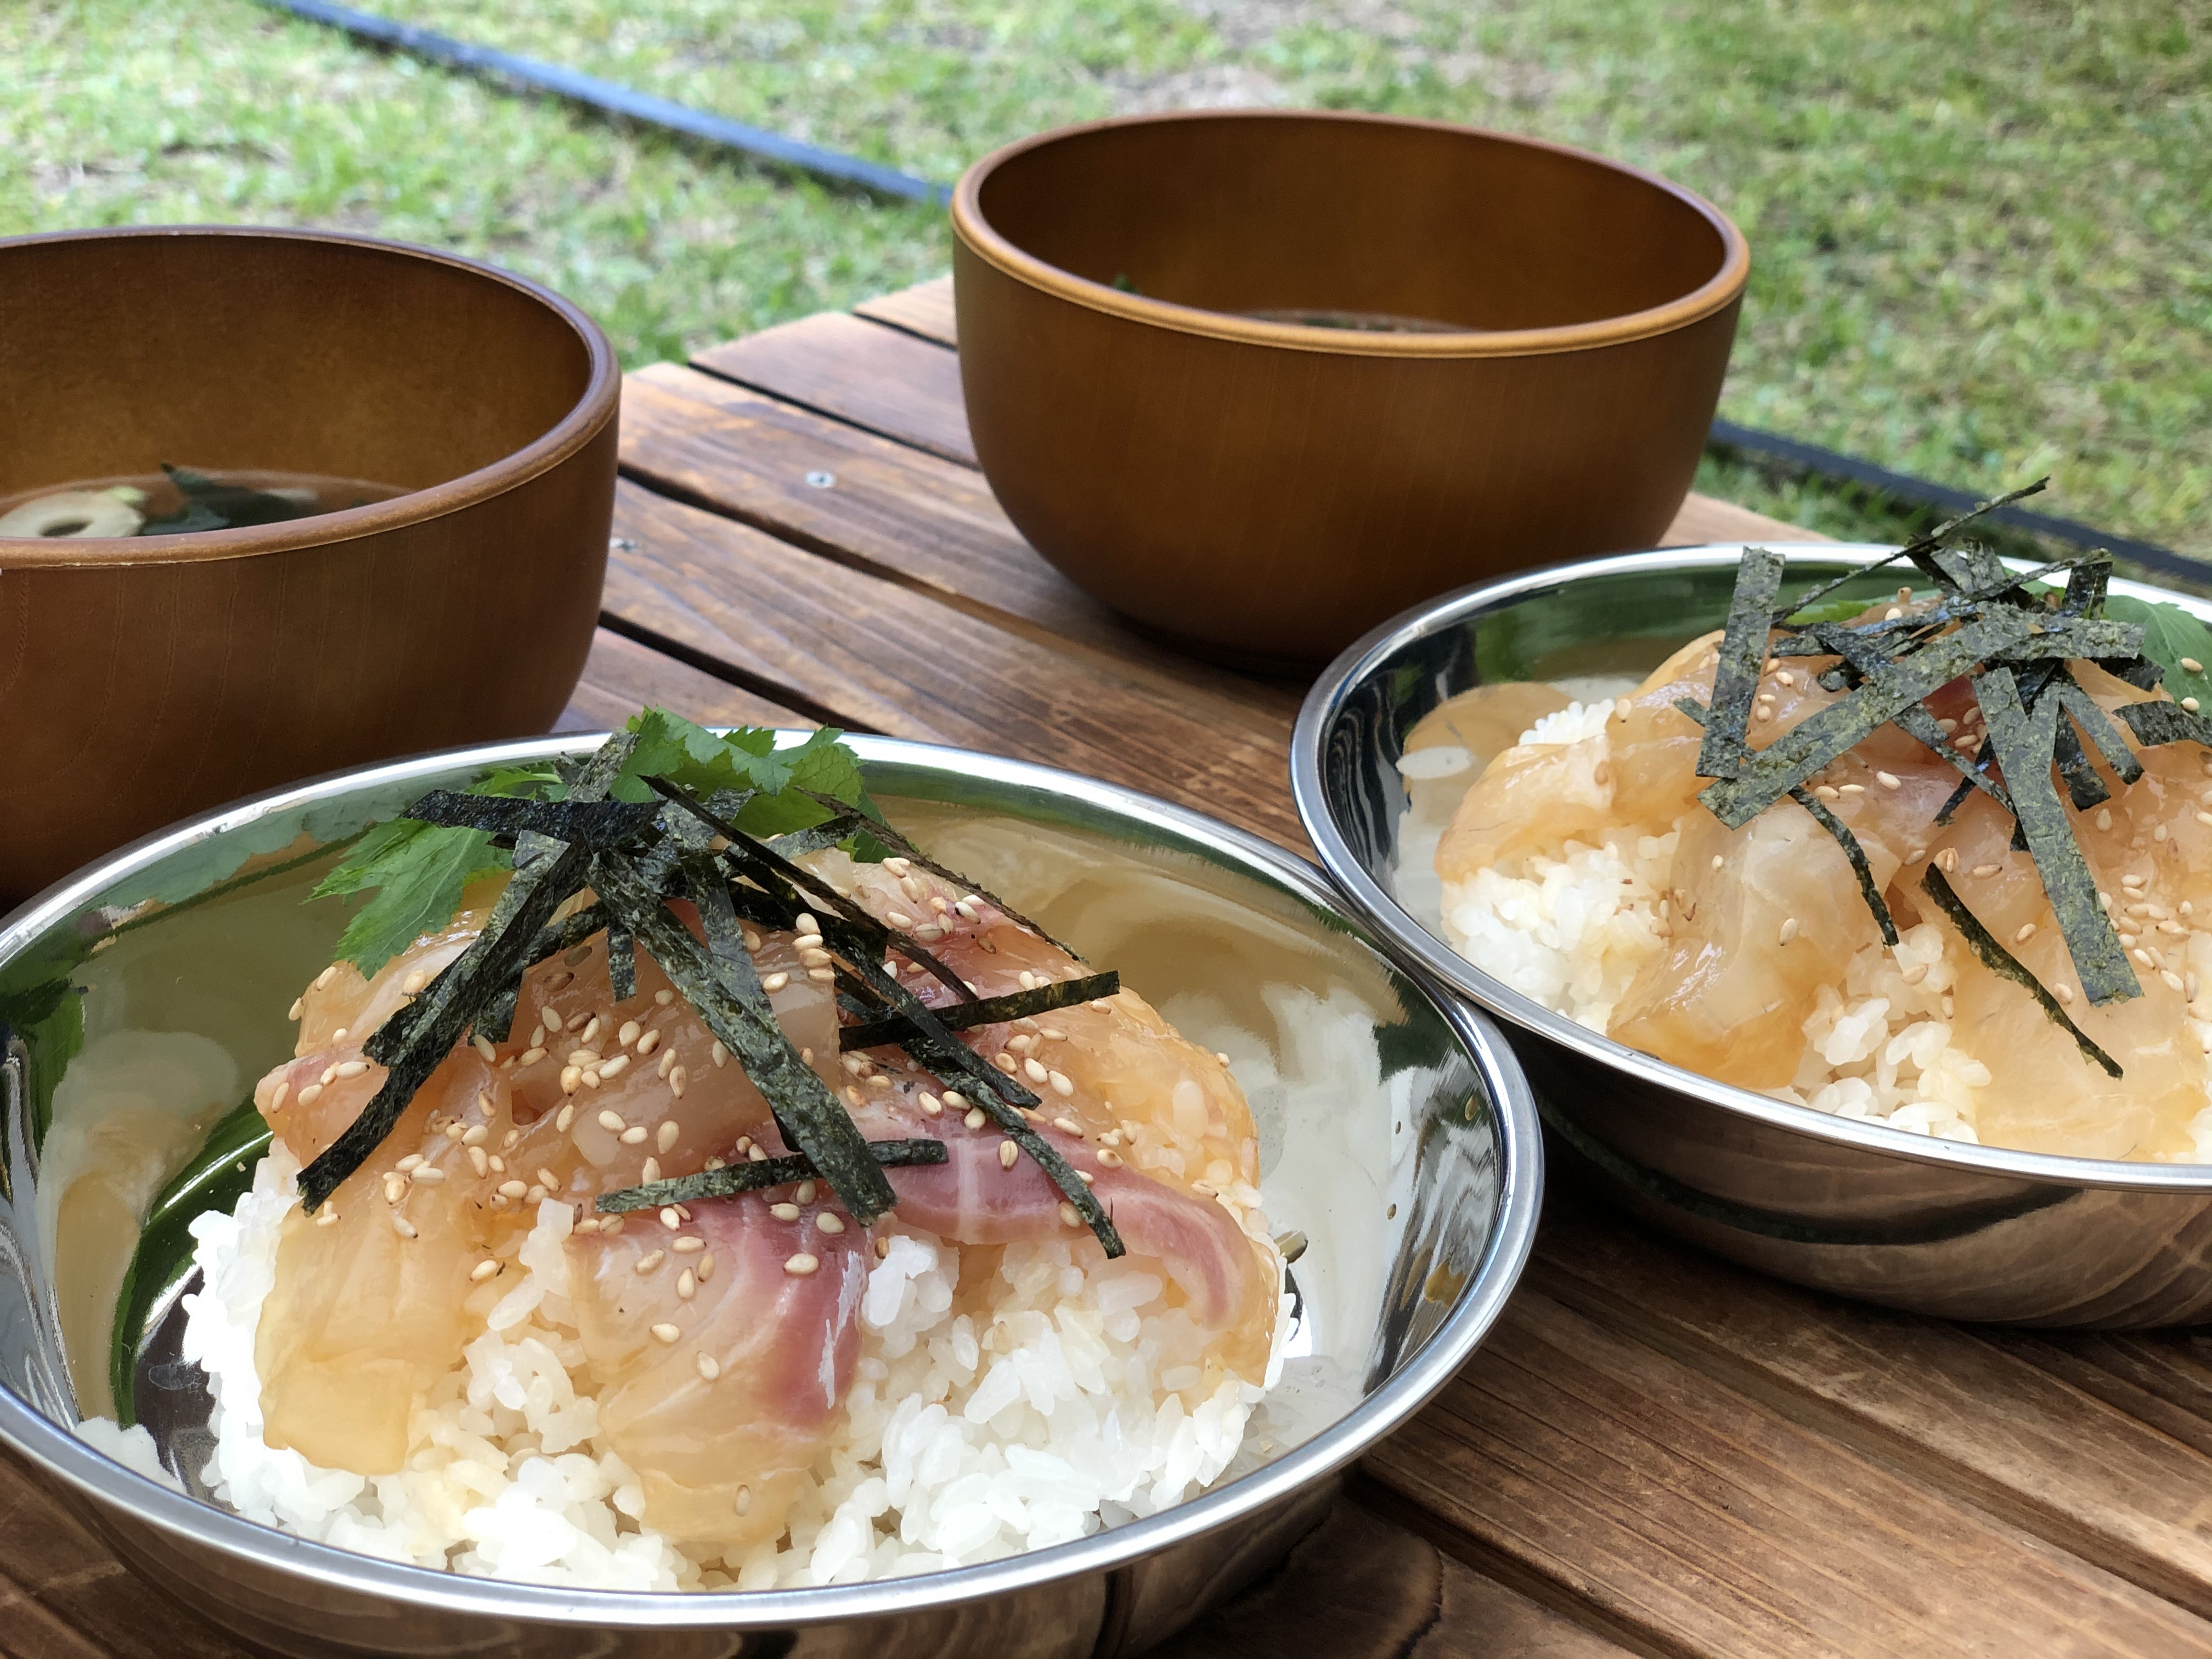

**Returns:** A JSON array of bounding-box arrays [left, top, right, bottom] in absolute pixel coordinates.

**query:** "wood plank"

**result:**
[[853, 274, 958, 347], [1369, 1288, 2212, 1659], [693, 310, 977, 466], [617, 366, 1304, 731], [1527, 1194, 2212, 1620], [0, 1443, 240, 1658], [1984, 1330, 2212, 1461], [556, 625, 812, 734], [1662, 493, 1835, 549], [1154, 1497, 1634, 1659], [603, 479, 1310, 850]]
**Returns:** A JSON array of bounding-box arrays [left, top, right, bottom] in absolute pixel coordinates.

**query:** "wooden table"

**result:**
[[12, 280, 2212, 1659]]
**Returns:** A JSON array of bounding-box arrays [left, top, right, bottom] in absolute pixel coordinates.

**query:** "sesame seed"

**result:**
[[885, 910, 915, 929], [1876, 771, 1902, 791], [619, 1125, 649, 1145], [657, 1120, 680, 1154], [396, 1153, 425, 1172], [1901, 963, 1928, 985], [597, 1110, 625, 1132], [1023, 1057, 1049, 1084], [816, 1213, 846, 1234], [468, 1146, 490, 1176], [320, 1064, 340, 1086], [797, 1181, 816, 1203], [677, 1268, 697, 1300], [785, 1253, 820, 1277], [748, 1144, 769, 1162], [795, 913, 819, 934], [2014, 923, 2036, 944], [1754, 706, 1773, 723], [315, 966, 337, 990], [1814, 784, 1841, 800], [964, 1107, 988, 1130], [2164, 969, 2187, 992], [382, 1173, 407, 1204], [1972, 864, 2000, 878], [599, 1054, 631, 1079], [296, 1083, 324, 1105], [762, 972, 791, 993], [1096, 1148, 1122, 1167], [999, 1139, 1019, 1170], [580, 1017, 603, 1047], [556, 1103, 576, 1133], [697, 1353, 721, 1381], [2125, 873, 2148, 888], [498, 1180, 528, 1199], [1049, 1070, 1074, 1097], [2055, 983, 2075, 1004], [1839, 782, 1866, 794], [1936, 848, 1960, 873], [1779, 917, 1799, 945], [1711, 854, 1724, 871], [474, 1036, 497, 1063], [656, 989, 675, 1006], [919, 1092, 943, 1116], [658, 1049, 675, 1077], [736, 1484, 752, 1516], [335, 1059, 369, 1080], [637, 1029, 662, 1056], [660, 1205, 682, 1229], [314, 1208, 339, 1226], [771, 1201, 801, 1221], [1058, 1202, 1082, 1228], [392, 1214, 418, 1239], [560, 1065, 583, 1094], [413, 1165, 447, 1186], [1052, 1115, 1083, 1136], [636, 1250, 665, 1273], [712, 1041, 729, 1068], [2134, 948, 2157, 968], [287, 997, 304, 1021], [470, 1258, 501, 1283], [272, 1080, 292, 1110], [670, 1065, 689, 1098], [651, 1323, 681, 1344]]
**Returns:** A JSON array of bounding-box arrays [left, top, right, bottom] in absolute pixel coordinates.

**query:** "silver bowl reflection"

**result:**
[[1293, 544, 2212, 1328], [0, 733, 1539, 1658]]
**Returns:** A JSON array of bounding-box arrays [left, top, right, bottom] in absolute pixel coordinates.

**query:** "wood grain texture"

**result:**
[[1368, 1288, 2212, 1659], [1530, 1194, 2212, 1621], [694, 309, 977, 465], [602, 479, 1310, 850], [557, 625, 812, 733], [1154, 1498, 1633, 1659], [854, 275, 958, 347], [618, 365, 1304, 727]]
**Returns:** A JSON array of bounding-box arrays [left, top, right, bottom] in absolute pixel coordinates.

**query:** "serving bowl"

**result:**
[[0, 732, 1539, 1657], [951, 109, 1748, 670], [0, 227, 621, 907], [1293, 544, 2212, 1328]]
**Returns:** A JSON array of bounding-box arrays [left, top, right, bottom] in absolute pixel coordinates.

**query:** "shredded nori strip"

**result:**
[[765, 814, 868, 859], [590, 851, 898, 1222], [1695, 545, 1786, 782], [605, 921, 637, 1003], [595, 1139, 949, 1212], [1972, 668, 2138, 1007], [2051, 715, 2113, 811], [1921, 867, 2121, 1077], [805, 790, 1087, 961], [1771, 482, 2047, 625], [402, 791, 658, 848], [1788, 785, 1899, 946], [830, 948, 1124, 1256], [2057, 681, 2145, 785], [1699, 608, 2040, 828], [838, 972, 1121, 1051], [2115, 700, 2212, 748], [1812, 622, 2014, 816]]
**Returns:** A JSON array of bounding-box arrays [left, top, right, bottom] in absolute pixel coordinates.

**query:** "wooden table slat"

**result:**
[[558, 625, 814, 734], [603, 478, 1308, 849], [852, 274, 959, 347], [693, 308, 978, 466], [1529, 1192, 2212, 1620]]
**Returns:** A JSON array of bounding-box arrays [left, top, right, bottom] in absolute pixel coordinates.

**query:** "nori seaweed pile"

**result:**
[[297, 732, 1127, 1254], [1681, 483, 2212, 1077]]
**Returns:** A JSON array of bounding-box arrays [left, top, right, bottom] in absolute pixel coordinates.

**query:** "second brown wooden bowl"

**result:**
[[0, 227, 620, 906], [951, 110, 1749, 671]]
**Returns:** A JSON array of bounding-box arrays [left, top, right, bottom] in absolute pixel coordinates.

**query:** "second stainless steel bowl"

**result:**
[[1294, 544, 2212, 1328]]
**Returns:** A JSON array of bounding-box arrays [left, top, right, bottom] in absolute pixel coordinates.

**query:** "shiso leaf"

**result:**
[[1921, 866, 2122, 1077], [312, 820, 508, 979], [596, 1139, 949, 1212], [1695, 544, 1786, 782], [1698, 608, 2040, 829], [838, 972, 1121, 1052], [1971, 667, 2138, 1007], [2102, 595, 2212, 709]]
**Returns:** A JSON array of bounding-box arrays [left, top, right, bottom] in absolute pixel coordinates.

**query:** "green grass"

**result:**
[[5, 0, 2207, 557]]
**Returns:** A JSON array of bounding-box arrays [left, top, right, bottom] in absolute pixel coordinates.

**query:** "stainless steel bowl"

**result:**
[[0, 733, 1539, 1657], [1294, 544, 2212, 1328]]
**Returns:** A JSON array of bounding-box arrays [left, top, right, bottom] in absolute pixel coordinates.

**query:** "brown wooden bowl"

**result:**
[[0, 227, 620, 906], [951, 110, 1749, 671]]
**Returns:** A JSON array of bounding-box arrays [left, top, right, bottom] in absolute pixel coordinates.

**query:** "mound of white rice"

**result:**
[[149, 1142, 1289, 1590], [1428, 699, 2015, 1148]]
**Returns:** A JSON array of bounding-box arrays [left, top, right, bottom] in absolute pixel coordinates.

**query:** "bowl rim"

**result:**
[[1291, 539, 2212, 1195], [0, 225, 620, 569], [951, 107, 1750, 361], [0, 730, 1542, 1627]]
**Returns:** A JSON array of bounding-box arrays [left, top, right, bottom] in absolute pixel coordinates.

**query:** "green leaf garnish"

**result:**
[[1784, 594, 1881, 627], [2102, 595, 2212, 708], [311, 819, 507, 979]]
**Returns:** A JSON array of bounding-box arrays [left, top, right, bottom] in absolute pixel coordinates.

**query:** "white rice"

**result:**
[[1429, 701, 2005, 1144], [147, 1141, 1289, 1591]]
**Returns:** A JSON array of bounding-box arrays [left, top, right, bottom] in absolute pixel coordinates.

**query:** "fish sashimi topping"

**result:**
[[247, 709, 1280, 1549]]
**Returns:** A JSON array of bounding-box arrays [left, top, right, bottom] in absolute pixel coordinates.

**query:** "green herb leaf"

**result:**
[[2102, 595, 2212, 708], [311, 819, 509, 978], [1785, 595, 1881, 627]]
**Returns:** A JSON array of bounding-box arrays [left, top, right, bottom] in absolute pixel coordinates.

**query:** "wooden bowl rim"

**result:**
[[951, 108, 1750, 360], [0, 225, 620, 568]]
